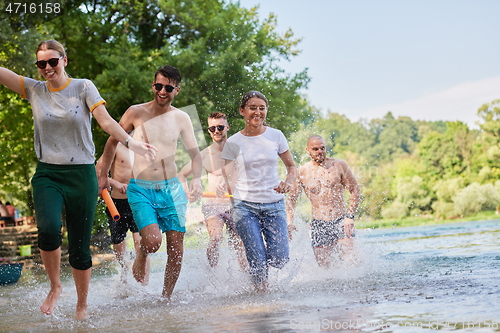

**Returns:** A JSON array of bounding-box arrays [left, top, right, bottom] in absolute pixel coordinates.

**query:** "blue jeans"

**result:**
[[232, 199, 289, 285]]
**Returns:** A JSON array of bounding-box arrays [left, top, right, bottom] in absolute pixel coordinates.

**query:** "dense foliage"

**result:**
[[288, 101, 500, 221], [0, 0, 311, 216]]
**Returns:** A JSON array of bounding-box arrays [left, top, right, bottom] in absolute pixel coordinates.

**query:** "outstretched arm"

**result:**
[[0, 67, 22, 95], [93, 104, 157, 161]]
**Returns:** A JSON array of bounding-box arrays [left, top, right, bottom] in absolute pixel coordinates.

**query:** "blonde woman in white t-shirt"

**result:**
[[221, 90, 296, 291], [0, 40, 156, 320]]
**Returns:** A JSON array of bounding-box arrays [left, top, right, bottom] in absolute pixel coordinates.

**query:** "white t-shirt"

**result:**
[[221, 127, 289, 203], [21, 77, 105, 164]]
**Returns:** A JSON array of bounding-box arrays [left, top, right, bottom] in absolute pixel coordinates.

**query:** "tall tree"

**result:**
[[478, 99, 500, 145], [40, 0, 311, 152], [0, 0, 311, 211], [365, 113, 420, 165], [0, 16, 48, 214], [418, 121, 476, 183]]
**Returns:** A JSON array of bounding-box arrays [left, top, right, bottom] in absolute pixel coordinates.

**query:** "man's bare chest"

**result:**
[[202, 151, 224, 175], [300, 167, 343, 193], [136, 115, 181, 146]]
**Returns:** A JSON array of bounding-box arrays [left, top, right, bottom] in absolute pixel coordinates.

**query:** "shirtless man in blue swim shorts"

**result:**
[[286, 135, 360, 267], [98, 65, 202, 298]]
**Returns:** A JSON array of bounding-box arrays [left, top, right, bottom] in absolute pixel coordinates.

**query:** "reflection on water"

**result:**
[[1, 220, 499, 332]]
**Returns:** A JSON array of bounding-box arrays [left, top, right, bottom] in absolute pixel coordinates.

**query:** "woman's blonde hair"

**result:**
[[36, 40, 66, 57]]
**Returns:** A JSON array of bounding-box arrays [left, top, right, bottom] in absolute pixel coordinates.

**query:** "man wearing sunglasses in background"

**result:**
[[98, 65, 202, 299], [178, 112, 247, 271]]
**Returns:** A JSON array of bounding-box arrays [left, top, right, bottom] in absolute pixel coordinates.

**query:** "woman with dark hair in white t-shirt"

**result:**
[[0, 40, 156, 319], [221, 90, 296, 291]]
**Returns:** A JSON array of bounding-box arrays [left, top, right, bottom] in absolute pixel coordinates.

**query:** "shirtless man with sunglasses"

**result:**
[[178, 112, 247, 270], [98, 65, 202, 299]]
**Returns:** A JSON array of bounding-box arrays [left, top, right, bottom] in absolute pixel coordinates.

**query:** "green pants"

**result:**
[[32, 162, 97, 270]]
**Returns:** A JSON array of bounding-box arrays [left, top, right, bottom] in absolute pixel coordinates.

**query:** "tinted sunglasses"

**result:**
[[35, 56, 63, 69], [153, 83, 177, 93], [208, 125, 225, 133]]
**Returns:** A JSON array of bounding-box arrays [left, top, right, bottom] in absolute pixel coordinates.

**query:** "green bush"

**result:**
[[432, 201, 456, 218], [454, 182, 499, 216], [381, 201, 408, 219], [434, 177, 464, 203], [396, 176, 432, 211]]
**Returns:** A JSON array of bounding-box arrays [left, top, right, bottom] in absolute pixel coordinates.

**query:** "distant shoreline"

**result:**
[[357, 210, 499, 229]]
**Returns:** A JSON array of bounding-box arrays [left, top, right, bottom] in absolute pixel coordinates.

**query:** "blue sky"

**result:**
[[237, 0, 500, 127]]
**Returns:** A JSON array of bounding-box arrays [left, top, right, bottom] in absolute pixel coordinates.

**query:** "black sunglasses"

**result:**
[[35, 56, 63, 69], [153, 83, 177, 93], [208, 125, 225, 133]]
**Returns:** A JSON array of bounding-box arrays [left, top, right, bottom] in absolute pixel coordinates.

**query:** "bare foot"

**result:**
[[159, 295, 172, 304], [207, 246, 219, 267], [254, 282, 269, 293], [75, 303, 88, 320], [139, 256, 150, 287], [119, 263, 129, 284], [40, 285, 62, 315], [132, 253, 147, 284]]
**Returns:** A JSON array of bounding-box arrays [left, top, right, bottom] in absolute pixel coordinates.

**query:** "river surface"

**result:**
[[1, 219, 499, 332]]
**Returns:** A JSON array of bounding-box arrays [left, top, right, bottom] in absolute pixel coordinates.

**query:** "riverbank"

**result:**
[[357, 210, 499, 229], [181, 209, 500, 250]]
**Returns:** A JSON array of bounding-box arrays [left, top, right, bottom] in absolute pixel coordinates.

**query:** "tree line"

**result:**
[[0, 0, 312, 215], [286, 101, 500, 221], [1, 0, 499, 222]]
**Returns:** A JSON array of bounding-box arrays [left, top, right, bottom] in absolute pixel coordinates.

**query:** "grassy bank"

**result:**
[[357, 210, 500, 229]]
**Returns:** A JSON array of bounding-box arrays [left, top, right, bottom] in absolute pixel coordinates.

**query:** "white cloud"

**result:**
[[352, 76, 500, 128]]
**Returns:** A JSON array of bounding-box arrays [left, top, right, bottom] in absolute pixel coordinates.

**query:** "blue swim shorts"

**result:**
[[127, 177, 188, 233]]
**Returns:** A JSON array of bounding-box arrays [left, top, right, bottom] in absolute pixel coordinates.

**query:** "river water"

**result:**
[[1, 219, 499, 332]]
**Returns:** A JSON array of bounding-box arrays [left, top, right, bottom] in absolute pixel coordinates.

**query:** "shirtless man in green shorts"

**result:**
[[98, 65, 202, 299], [286, 135, 360, 267]]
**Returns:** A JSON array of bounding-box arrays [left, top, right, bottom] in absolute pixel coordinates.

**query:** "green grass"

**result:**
[[357, 210, 500, 229]]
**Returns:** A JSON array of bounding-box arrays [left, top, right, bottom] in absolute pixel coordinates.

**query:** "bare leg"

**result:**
[[113, 240, 128, 282], [205, 216, 224, 267], [39, 248, 62, 316], [337, 237, 355, 261], [313, 245, 334, 268], [254, 281, 269, 292], [72, 267, 91, 320], [132, 232, 150, 285], [162, 230, 184, 299], [228, 229, 248, 272], [133, 224, 162, 284]]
